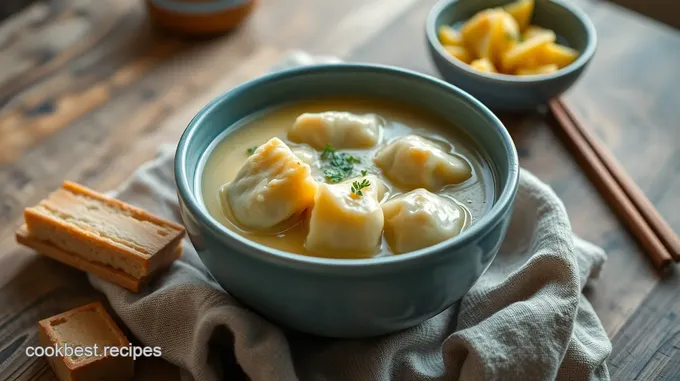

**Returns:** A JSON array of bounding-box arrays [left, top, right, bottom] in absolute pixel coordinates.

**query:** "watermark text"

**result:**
[[26, 343, 162, 360]]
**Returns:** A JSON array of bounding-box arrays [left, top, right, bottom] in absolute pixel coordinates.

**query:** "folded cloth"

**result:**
[[89, 52, 611, 381]]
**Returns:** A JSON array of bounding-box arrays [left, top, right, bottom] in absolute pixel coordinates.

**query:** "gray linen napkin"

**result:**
[[90, 53, 611, 381]]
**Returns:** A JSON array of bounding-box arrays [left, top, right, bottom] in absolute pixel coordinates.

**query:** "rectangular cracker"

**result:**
[[23, 181, 185, 278], [39, 301, 134, 381], [16, 225, 180, 292]]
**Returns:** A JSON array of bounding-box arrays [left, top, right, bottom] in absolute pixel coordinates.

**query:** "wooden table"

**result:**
[[1, 0, 679, 380]]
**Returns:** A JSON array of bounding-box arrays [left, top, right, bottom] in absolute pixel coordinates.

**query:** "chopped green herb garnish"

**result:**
[[347, 156, 361, 164], [351, 179, 371, 196], [319, 144, 362, 183], [321, 144, 336, 160], [246, 146, 259, 155], [323, 168, 346, 183], [361, 169, 367, 176]]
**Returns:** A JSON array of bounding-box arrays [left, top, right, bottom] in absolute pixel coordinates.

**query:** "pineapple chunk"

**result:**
[[517, 64, 559, 75], [522, 25, 552, 41], [501, 30, 555, 72], [488, 11, 520, 64], [476, 27, 495, 61], [470, 58, 498, 73], [460, 9, 498, 56], [450, 1, 578, 76], [504, 0, 534, 31], [438, 25, 463, 46], [539, 43, 579, 68], [462, 10, 514, 62], [444, 45, 472, 64], [462, 9, 519, 65]]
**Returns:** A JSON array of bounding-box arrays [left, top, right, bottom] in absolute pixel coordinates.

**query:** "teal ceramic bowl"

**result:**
[[175, 64, 519, 338], [426, 0, 597, 111]]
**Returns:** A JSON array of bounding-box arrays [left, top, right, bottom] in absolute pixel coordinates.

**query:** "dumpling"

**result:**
[[342, 174, 389, 202], [382, 189, 469, 254], [305, 175, 384, 254], [226, 138, 318, 230], [374, 135, 472, 191], [288, 111, 383, 150]]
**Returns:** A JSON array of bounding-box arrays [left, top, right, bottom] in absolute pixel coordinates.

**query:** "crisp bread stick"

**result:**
[[39, 301, 134, 381], [23, 181, 185, 278], [16, 225, 181, 292]]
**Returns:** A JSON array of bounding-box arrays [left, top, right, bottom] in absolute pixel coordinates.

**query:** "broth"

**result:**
[[200, 97, 496, 259]]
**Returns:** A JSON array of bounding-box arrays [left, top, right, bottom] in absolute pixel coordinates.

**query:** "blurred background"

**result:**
[[1, 0, 679, 28]]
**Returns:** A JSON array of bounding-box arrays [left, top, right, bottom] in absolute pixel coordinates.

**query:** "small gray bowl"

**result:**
[[175, 64, 519, 338], [426, 0, 597, 111]]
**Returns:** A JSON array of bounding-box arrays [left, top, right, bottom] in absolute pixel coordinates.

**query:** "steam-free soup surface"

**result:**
[[200, 98, 495, 259]]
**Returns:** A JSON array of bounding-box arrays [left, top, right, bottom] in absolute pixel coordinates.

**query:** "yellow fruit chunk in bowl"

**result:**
[[438, 25, 463, 45], [517, 64, 558, 75], [460, 9, 497, 54], [427, 0, 597, 110], [501, 30, 555, 73], [539, 43, 579, 68], [489, 11, 520, 63], [444, 45, 473, 63], [503, 0, 534, 31], [461, 9, 519, 65], [470, 58, 498, 73], [522, 25, 552, 40]]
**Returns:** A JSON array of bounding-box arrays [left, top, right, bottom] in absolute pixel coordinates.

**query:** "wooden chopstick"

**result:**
[[554, 98, 680, 261], [548, 99, 674, 271]]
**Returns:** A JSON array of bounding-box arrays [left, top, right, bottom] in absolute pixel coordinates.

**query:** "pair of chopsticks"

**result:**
[[549, 98, 680, 272]]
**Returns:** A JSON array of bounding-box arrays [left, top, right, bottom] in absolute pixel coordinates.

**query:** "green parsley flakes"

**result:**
[[351, 179, 371, 196], [319, 144, 362, 183]]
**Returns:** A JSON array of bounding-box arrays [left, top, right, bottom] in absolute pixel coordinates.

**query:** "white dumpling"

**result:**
[[343, 174, 389, 202], [373, 135, 472, 191], [305, 175, 384, 254], [382, 189, 469, 254], [226, 138, 318, 230], [288, 111, 382, 150]]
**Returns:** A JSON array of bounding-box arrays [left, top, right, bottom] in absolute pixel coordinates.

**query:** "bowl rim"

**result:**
[[175, 63, 520, 271], [425, 0, 598, 83]]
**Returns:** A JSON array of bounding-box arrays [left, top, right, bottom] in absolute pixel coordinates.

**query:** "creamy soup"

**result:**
[[200, 97, 495, 259]]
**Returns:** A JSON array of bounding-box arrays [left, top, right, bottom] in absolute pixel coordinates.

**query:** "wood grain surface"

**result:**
[[0, 0, 679, 380]]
